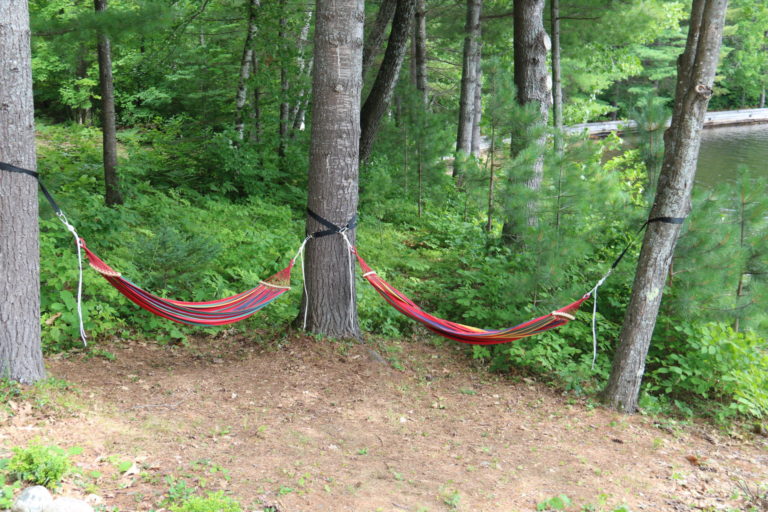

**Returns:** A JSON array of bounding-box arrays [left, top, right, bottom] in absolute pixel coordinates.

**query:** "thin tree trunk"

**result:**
[[359, 0, 417, 162], [514, 0, 551, 227], [0, 0, 46, 384], [733, 188, 746, 332], [552, 0, 564, 232], [75, 44, 90, 125], [454, 0, 482, 180], [290, 9, 314, 136], [249, 51, 262, 144], [403, 122, 409, 194], [603, 0, 728, 414], [363, 0, 397, 76], [760, 86, 766, 108], [278, 0, 290, 159], [551, 0, 563, 154], [417, 145, 423, 217], [471, 63, 483, 156], [302, 0, 364, 338], [95, 0, 123, 207], [291, 85, 310, 133], [413, 0, 428, 107], [234, 0, 260, 141], [486, 123, 496, 232]]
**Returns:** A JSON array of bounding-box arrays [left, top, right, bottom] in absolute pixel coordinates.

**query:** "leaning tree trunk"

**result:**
[[362, 0, 397, 77], [95, 0, 123, 207], [0, 0, 46, 384], [454, 0, 482, 180], [359, 0, 416, 162], [603, 0, 728, 413], [302, 0, 364, 338], [514, 0, 550, 227], [234, 0, 260, 142]]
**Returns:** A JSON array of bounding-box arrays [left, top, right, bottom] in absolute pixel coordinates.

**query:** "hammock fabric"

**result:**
[[354, 250, 588, 345], [80, 239, 293, 326], [2, 161, 594, 343]]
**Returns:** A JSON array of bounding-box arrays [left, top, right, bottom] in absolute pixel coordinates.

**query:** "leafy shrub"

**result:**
[[6, 443, 76, 488], [646, 322, 768, 419], [0, 481, 22, 509], [168, 491, 242, 512]]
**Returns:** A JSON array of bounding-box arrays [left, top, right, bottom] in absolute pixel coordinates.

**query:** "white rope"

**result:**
[[56, 212, 87, 346], [339, 230, 356, 331], [293, 236, 311, 330], [587, 268, 612, 369]]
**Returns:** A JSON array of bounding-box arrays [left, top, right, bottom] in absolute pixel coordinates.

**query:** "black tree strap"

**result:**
[[610, 215, 687, 270], [307, 208, 357, 238], [0, 161, 63, 215]]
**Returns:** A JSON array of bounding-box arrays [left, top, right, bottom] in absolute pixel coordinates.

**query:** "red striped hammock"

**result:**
[[80, 239, 293, 326], [354, 250, 588, 345], [78, 238, 585, 343]]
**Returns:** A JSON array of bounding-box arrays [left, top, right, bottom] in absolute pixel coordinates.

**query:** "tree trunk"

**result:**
[[760, 85, 766, 108], [302, 0, 364, 338], [471, 63, 483, 156], [486, 124, 496, 232], [278, 0, 291, 159], [290, 8, 314, 136], [95, 0, 123, 207], [514, 0, 550, 227], [362, 0, 397, 77], [0, 0, 46, 384], [551, 0, 563, 153], [603, 0, 728, 414], [359, 0, 416, 162], [413, 0, 428, 107], [249, 51, 262, 144], [74, 44, 90, 125], [454, 0, 482, 180], [234, 0, 260, 141]]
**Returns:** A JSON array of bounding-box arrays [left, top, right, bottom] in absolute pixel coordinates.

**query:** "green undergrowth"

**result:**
[[33, 122, 768, 423]]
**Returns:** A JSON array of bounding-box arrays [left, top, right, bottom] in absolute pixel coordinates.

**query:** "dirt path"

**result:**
[[2, 335, 766, 511]]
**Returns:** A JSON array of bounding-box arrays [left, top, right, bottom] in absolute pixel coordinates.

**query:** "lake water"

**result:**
[[696, 123, 768, 186]]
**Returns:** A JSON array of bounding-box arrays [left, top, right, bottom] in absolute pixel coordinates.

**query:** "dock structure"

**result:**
[[565, 108, 768, 137]]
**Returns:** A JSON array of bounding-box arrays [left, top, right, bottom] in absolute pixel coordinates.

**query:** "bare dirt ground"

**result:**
[[2, 334, 766, 512]]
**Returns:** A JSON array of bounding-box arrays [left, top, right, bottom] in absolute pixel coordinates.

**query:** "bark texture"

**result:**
[[454, 0, 482, 177], [514, 0, 550, 226], [303, 0, 364, 338], [603, 0, 728, 413], [362, 0, 397, 76], [471, 64, 483, 156], [413, 0, 428, 107], [95, 0, 123, 206], [0, 1, 46, 384], [359, 0, 416, 162], [290, 9, 314, 135], [234, 0, 260, 141], [249, 51, 262, 144]]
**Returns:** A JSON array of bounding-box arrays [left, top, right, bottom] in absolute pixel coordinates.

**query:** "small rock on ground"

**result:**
[[11, 486, 53, 512]]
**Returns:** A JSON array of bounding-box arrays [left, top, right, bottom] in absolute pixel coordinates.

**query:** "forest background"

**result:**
[[26, 0, 768, 423]]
